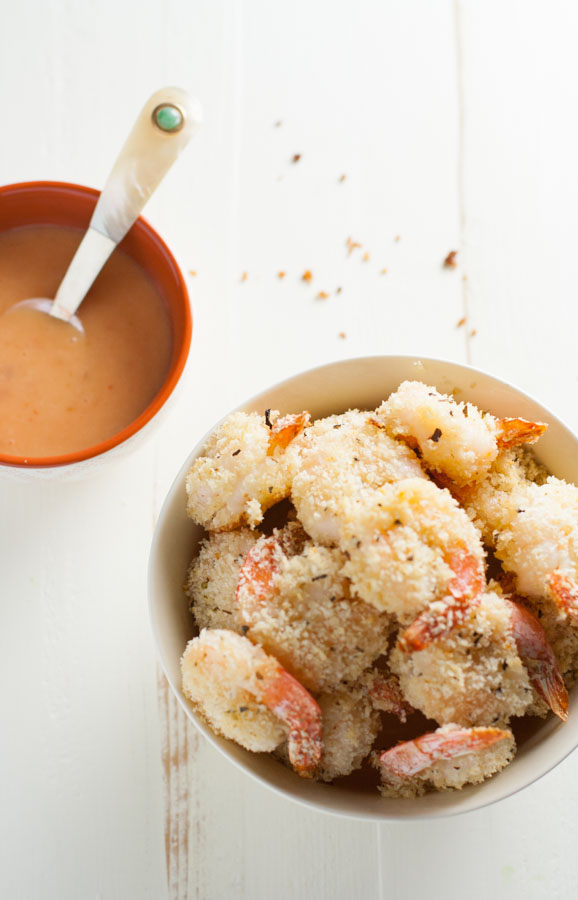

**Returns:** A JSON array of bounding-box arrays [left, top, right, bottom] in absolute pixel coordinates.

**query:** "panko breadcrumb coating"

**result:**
[[458, 449, 547, 544], [287, 410, 425, 546], [181, 629, 287, 752], [316, 688, 381, 781], [390, 590, 533, 726], [496, 478, 578, 599], [186, 529, 259, 633], [341, 477, 485, 621], [374, 724, 516, 798], [377, 381, 501, 486], [185, 410, 299, 530], [182, 629, 322, 775], [236, 527, 392, 693], [378, 381, 546, 487], [180, 382, 576, 800]]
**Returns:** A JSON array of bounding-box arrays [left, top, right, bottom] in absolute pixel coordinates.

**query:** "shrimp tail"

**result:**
[[236, 536, 282, 617], [364, 671, 414, 722], [508, 599, 568, 722], [259, 666, 322, 776], [496, 417, 547, 449], [267, 411, 311, 456], [548, 571, 578, 627], [398, 547, 484, 652], [377, 726, 511, 779]]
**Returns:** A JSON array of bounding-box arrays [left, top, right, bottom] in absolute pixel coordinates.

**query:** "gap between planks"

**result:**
[[157, 666, 200, 900]]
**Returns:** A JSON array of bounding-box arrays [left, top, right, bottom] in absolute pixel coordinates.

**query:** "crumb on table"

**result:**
[[277, 271, 286, 279], [292, 153, 301, 163], [457, 316, 467, 328], [362, 252, 370, 262], [346, 236, 362, 255], [338, 331, 347, 339], [240, 272, 248, 282], [444, 250, 458, 268], [316, 291, 330, 300], [302, 270, 313, 283]]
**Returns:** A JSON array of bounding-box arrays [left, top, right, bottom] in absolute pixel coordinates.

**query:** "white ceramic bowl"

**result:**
[[149, 355, 578, 820]]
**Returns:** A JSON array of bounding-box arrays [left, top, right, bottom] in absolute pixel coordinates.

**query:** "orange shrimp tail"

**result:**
[[366, 672, 414, 722], [535, 670, 569, 723], [378, 727, 510, 779], [548, 571, 578, 626], [496, 417, 547, 449], [236, 537, 281, 616], [267, 411, 311, 456], [509, 599, 569, 722], [260, 666, 322, 777], [398, 548, 484, 652]]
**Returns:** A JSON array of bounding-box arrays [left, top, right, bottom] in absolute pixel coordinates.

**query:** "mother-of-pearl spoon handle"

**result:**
[[50, 87, 202, 324]]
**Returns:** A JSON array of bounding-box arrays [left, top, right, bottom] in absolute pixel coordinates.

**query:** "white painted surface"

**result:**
[[0, 1, 576, 897]]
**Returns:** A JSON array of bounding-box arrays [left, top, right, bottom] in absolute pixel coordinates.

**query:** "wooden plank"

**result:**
[[457, 0, 578, 430], [152, 2, 467, 899]]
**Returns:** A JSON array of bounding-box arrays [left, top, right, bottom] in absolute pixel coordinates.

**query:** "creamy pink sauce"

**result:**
[[0, 225, 173, 459]]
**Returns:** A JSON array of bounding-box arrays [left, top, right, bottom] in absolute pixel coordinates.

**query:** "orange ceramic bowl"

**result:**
[[0, 181, 192, 475]]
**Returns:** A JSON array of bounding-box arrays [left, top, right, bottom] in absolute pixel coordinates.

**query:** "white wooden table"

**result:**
[[2, 1, 578, 897]]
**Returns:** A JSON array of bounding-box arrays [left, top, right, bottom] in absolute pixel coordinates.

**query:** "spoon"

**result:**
[[14, 86, 202, 332]]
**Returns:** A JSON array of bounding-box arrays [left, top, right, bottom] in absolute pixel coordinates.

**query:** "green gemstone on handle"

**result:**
[[154, 104, 184, 133]]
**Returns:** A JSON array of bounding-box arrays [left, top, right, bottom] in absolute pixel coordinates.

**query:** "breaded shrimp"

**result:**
[[186, 529, 259, 633], [236, 526, 392, 692], [461, 453, 578, 682], [391, 589, 566, 726], [315, 687, 381, 782], [341, 478, 485, 643], [374, 724, 515, 798], [497, 478, 578, 602], [287, 410, 426, 545], [185, 410, 309, 530], [181, 629, 322, 776], [357, 668, 414, 722], [377, 381, 546, 486], [458, 448, 548, 544], [508, 600, 568, 720]]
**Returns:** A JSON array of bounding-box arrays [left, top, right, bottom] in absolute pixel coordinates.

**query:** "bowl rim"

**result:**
[[148, 353, 578, 820], [0, 180, 192, 469]]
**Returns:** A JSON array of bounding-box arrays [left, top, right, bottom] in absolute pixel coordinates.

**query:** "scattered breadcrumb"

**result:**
[[444, 250, 458, 269], [457, 317, 467, 328], [339, 174, 347, 183], [302, 270, 313, 283], [292, 153, 301, 163], [188, 270, 197, 277], [380, 268, 388, 275], [394, 235, 401, 242], [470, 329, 478, 337], [275, 120, 282, 127], [316, 291, 330, 300], [362, 252, 370, 262], [338, 331, 347, 339], [346, 236, 362, 255], [277, 271, 286, 280], [336, 287, 343, 294], [240, 272, 248, 282]]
